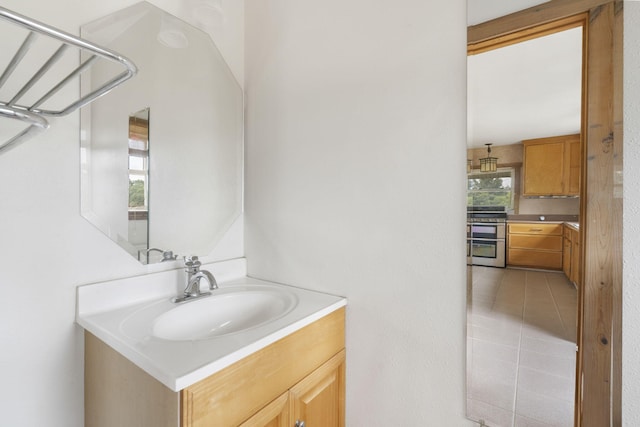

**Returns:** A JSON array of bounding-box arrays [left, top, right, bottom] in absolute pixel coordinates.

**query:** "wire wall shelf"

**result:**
[[0, 6, 137, 154]]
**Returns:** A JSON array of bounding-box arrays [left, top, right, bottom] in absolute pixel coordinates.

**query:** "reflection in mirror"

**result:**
[[466, 25, 583, 426], [127, 108, 150, 261], [80, 2, 243, 264]]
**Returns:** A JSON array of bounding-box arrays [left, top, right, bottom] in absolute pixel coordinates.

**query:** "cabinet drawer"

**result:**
[[508, 248, 563, 270], [508, 223, 563, 235], [509, 234, 563, 251]]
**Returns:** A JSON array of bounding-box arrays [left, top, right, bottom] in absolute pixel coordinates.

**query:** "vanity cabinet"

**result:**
[[85, 308, 345, 427], [240, 350, 345, 427], [522, 134, 581, 197], [507, 222, 563, 270]]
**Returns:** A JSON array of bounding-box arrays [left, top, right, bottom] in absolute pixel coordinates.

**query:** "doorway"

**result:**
[[466, 2, 623, 426]]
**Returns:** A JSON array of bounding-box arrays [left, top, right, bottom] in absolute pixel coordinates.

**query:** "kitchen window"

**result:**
[[467, 168, 514, 209]]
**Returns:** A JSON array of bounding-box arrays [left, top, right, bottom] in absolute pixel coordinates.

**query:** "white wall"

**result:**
[[244, 1, 471, 424], [0, 1, 243, 426], [2, 1, 638, 426], [623, 2, 640, 424]]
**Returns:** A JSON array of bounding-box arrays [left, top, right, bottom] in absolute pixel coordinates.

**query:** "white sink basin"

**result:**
[[121, 284, 298, 341]]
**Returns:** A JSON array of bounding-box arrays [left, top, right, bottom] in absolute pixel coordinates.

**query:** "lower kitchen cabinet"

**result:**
[[85, 308, 345, 427], [563, 227, 572, 277], [563, 224, 581, 286], [571, 231, 580, 285], [507, 223, 564, 270]]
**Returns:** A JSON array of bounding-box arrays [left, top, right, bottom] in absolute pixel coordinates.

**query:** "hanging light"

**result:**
[[479, 143, 498, 172]]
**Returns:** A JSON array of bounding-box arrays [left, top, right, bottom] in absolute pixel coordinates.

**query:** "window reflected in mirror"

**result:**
[[127, 108, 150, 261]]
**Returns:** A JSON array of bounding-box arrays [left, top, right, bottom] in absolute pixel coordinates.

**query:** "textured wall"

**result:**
[[0, 1, 244, 425], [244, 0, 471, 424], [623, 1, 640, 424]]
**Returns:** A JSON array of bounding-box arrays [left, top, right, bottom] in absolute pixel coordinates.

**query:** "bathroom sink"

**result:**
[[120, 285, 298, 341]]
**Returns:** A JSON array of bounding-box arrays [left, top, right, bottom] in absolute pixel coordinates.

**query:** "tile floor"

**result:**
[[466, 266, 577, 427]]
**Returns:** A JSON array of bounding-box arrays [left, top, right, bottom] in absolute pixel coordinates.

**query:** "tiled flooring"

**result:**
[[466, 266, 577, 427]]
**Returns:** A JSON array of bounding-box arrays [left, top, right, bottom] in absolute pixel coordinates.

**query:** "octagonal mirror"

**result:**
[[79, 1, 243, 264]]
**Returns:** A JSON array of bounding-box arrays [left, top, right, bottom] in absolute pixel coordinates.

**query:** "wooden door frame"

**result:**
[[467, 1, 623, 426]]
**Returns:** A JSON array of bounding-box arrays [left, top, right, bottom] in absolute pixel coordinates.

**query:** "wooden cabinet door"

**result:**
[[522, 134, 581, 196], [523, 140, 566, 196], [239, 392, 290, 427], [563, 235, 572, 278], [571, 230, 581, 285], [290, 350, 346, 427], [566, 137, 581, 195]]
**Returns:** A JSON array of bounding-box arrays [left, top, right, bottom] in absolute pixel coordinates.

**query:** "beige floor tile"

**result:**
[[470, 323, 521, 348], [467, 266, 577, 427], [519, 350, 576, 380], [520, 334, 576, 358], [468, 398, 515, 427], [517, 366, 575, 401], [515, 414, 560, 427], [471, 338, 520, 364], [515, 389, 574, 427]]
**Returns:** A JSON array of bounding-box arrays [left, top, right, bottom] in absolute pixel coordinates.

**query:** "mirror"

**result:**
[[466, 26, 583, 426], [79, 1, 243, 264]]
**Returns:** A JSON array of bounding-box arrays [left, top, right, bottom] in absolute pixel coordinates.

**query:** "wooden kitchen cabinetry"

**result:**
[[507, 222, 564, 270], [522, 134, 581, 197], [85, 308, 345, 427], [563, 224, 581, 286]]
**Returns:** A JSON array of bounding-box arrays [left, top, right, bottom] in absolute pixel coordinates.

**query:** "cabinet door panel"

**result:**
[[239, 392, 290, 427], [567, 138, 581, 195], [290, 350, 345, 427], [523, 141, 565, 195], [508, 248, 563, 269], [522, 134, 580, 196], [563, 237, 572, 277]]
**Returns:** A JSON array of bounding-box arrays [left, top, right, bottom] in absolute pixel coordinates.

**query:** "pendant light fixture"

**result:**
[[479, 143, 498, 172]]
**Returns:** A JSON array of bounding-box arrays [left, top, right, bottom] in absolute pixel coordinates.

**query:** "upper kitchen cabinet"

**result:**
[[522, 134, 581, 197]]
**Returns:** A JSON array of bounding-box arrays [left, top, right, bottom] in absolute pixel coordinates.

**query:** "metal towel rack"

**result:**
[[0, 5, 137, 154]]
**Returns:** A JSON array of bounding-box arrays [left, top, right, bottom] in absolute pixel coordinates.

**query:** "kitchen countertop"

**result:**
[[507, 214, 579, 222], [76, 259, 346, 391], [565, 222, 580, 231]]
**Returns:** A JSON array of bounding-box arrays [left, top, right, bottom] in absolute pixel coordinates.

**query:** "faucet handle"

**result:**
[[184, 255, 202, 272], [184, 255, 200, 265]]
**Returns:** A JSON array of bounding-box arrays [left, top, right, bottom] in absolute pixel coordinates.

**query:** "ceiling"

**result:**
[[466, 1, 583, 148]]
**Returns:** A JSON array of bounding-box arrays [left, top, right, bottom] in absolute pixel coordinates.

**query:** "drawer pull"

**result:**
[[529, 228, 543, 232], [295, 421, 306, 427]]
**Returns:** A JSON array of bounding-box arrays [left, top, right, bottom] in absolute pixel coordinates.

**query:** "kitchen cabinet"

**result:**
[[85, 308, 345, 427], [563, 223, 581, 286], [571, 230, 580, 285], [522, 134, 581, 197], [563, 226, 572, 278], [507, 222, 563, 270]]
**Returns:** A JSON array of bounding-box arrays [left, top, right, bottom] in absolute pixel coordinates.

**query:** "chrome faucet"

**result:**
[[172, 256, 218, 303]]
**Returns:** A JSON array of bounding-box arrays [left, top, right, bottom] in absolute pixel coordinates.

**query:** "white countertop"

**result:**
[[76, 259, 346, 391]]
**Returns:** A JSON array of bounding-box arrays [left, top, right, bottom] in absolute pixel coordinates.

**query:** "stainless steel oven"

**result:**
[[467, 206, 506, 268]]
